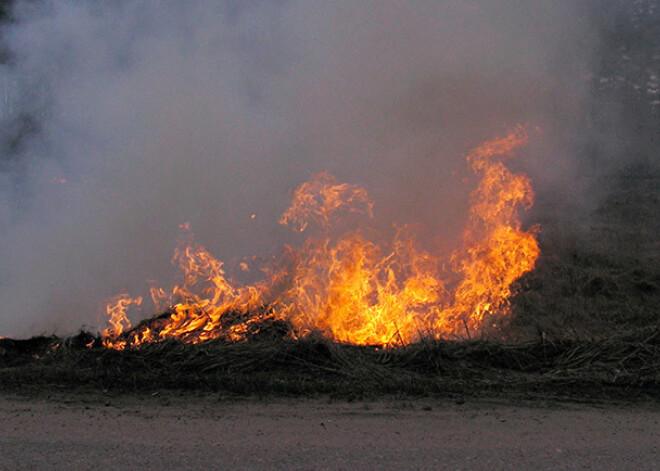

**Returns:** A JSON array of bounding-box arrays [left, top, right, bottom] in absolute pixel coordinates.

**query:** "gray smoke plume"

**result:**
[[0, 0, 650, 336]]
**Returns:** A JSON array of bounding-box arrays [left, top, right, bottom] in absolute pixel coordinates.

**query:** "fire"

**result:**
[[101, 127, 539, 348], [439, 126, 539, 336], [279, 172, 373, 232], [277, 231, 444, 345], [102, 294, 142, 349]]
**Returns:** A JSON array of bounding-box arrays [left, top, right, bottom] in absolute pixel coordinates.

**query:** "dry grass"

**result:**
[[1, 323, 658, 401]]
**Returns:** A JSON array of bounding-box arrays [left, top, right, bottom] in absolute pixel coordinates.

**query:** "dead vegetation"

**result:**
[[1, 319, 658, 401]]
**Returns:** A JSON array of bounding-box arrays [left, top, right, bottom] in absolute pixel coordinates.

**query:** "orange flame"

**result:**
[[441, 125, 539, 336], [102, 294, 142, 349], [101, 127, 539, 348], [279, 172, 373, 232], [277, 230, 445, 345]]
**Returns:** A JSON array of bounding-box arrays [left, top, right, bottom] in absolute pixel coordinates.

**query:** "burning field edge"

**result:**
[[3, 184, 660, 403], [1, 326, 659, 403]]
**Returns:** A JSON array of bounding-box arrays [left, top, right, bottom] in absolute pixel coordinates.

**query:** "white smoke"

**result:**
[[0, 0, 598, 336]]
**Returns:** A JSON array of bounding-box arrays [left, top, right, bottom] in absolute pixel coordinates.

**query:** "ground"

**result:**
[[1, 392, 658, 470]]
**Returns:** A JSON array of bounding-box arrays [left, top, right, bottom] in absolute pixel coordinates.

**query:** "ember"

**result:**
[[102, 126, 539, 348]]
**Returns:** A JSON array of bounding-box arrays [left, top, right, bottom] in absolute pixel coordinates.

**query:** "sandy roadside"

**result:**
[[0, 392, 658, 470]]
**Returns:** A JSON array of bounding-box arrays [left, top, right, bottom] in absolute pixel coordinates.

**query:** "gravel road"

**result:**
[[0, 393, 658, 470]]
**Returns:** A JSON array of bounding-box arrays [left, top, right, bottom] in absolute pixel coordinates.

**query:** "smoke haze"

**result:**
[[0, 0, 643, 336]]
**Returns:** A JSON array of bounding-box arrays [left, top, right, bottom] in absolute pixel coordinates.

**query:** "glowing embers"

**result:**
[[101, 126, 539, 348]]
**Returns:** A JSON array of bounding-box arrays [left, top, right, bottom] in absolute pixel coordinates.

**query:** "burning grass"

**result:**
[[101, 127, 540, 349], [4, 231, 659, 401], [2, 132, 660, 402]]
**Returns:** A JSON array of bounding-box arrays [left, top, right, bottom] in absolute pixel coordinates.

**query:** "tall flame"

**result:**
[[101, 127, 539, 348], [440, 125, 539, 336]]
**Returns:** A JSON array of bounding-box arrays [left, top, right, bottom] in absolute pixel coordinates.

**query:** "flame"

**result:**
[[440, 125, 539, 336], [279, 172, 373, 232], [277, 230, 445, 345], [102, 294, 142, 349], [109, 232, 272, 348], [101, 127, 539, 348]]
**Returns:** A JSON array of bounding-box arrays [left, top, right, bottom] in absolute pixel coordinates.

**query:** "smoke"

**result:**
[[0, 0, 605, 336]]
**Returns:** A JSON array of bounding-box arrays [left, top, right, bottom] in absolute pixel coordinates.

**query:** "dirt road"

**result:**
[[0, 393, 658, 470]]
